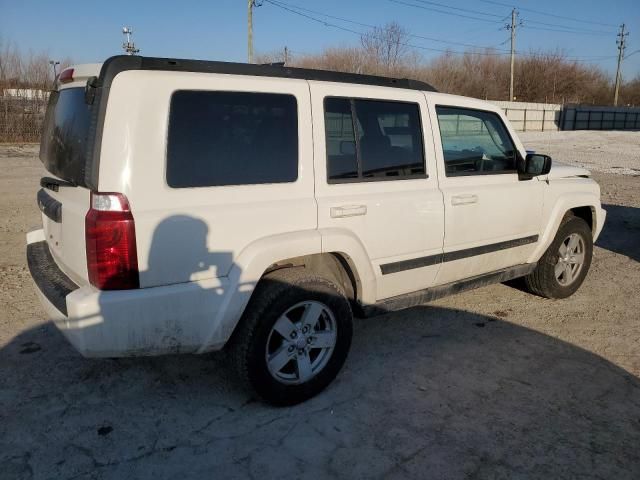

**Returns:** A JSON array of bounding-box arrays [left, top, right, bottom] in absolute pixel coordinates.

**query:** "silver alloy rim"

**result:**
[[555, 233, 586, 286], [265, 300, 337, 385]]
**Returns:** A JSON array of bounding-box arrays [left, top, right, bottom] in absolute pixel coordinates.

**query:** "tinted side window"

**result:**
[[167, 91, 298, 188], [435, 107, 517, 176], [324, 97, 426, 183], [324, 98, 358, 180], [355, 100, 425, 179]]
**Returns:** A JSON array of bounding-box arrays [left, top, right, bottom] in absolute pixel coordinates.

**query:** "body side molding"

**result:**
[[380, 235, 539, 275]]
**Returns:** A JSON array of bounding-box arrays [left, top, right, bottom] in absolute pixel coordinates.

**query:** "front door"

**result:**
[[429, 102, 544, 285]]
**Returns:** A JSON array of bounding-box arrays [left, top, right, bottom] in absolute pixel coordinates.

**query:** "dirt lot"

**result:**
[[1, 134, 639, 479]]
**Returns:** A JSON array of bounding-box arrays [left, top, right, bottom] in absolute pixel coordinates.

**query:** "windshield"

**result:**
[[39, 87, 91, 185]]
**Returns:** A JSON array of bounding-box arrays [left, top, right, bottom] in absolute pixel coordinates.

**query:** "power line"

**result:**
[[410, 0, 503, 19], [269, 0, 508, 51], [266, 0, 505, 54], [263, 0, 616, 63], [389, 0, 506, 24], [520, 24, 612, 36], [412, 0, 613, 35], [520, 20, 614, 36], [393, 0, 615, 36], [477, 0, 618, 28]]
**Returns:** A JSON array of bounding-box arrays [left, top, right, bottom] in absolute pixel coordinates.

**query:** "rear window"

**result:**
[[39, 88, 92, 185], [324, 97, 426, 183], [166, 91, 298, 188]]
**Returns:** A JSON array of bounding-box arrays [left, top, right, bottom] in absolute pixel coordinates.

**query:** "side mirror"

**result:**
[[519, 153, 552, 179]]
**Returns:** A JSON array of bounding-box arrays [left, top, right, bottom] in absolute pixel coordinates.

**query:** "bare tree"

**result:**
[[1, 41, 74, 142], [360, 22, 410, 75]]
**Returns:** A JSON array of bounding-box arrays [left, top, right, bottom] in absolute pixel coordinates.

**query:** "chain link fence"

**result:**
[[0, 89, 49, 143]]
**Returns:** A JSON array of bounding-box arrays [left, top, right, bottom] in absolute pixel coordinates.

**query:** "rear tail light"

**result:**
[[59, 68, 74, 84], [85, 192, 139, 290]]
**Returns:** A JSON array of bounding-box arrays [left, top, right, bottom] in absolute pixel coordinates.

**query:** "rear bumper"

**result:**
[[27, 231, 234, 357], [27, 236, 78, 316]]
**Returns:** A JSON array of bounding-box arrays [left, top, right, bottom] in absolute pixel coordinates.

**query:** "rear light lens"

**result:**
[[59, 68, 74, 84], [85, 192, 139, 290]]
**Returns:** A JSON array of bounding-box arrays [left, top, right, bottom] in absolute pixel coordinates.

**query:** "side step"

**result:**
[[364, 263, 536, 317]]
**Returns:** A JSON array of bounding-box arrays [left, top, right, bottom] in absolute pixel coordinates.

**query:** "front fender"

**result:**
[[527, 187, 604, 263]]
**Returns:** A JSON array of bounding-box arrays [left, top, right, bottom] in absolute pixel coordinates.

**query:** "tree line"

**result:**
[[258, 23, 640, 107], [1, 25, 639, 105]]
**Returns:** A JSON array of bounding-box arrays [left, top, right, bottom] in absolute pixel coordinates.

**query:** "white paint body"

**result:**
[[29, 65, 606, 357]]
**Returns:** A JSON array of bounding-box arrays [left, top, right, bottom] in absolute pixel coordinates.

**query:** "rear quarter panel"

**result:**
[[97, 70, 317, 288]]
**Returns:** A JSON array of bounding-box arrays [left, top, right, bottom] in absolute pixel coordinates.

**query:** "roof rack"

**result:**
[[97, 55, 437, 92]]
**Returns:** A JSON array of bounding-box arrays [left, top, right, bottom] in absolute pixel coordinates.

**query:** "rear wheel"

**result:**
[[229, 268, 353, 406], [524, 215, 593, 299]]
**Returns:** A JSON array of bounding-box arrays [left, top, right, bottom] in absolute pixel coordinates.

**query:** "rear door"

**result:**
[[310, 81, 444, 301], [428, 97, 544, 285], [38, 67, 101, 286]]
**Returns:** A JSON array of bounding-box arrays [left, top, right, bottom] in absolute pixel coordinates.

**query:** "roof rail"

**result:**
[[97, 55, 438, 92]]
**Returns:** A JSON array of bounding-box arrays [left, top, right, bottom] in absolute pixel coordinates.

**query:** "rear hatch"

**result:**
[[38, 64, 101, 286]]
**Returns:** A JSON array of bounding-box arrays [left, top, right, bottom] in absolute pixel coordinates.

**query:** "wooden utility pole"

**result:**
[[284, 46, 289, 65], [614, 23, 628, 106], [248, 0, 254, 63], [508, 8, 518, 101]]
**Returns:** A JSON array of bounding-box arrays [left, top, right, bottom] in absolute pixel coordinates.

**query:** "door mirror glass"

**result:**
[[521, 153, 552, 177]]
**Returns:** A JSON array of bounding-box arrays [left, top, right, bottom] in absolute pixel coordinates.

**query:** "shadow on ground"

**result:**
[[597, 204, 640, 262], [1, 305, 639, 480]]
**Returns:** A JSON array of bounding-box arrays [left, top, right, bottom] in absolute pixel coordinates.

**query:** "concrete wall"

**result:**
[[488, 100, 640, 132]]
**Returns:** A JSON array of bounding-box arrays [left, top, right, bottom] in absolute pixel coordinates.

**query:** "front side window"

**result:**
[[436, 106, 517, 176], [324, 97, 426, 183], [167, 91, 298, 188]]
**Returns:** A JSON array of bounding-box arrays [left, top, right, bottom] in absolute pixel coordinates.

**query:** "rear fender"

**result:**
[[197, 230, 322, 352]]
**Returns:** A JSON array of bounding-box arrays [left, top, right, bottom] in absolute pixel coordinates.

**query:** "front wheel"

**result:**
[[229, 268, 353, 406], [524, 215, 593, 299]]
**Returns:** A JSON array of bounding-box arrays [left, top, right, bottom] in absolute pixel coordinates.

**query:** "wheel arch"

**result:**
[[197, 229, 375, 352], [528, 192, 600, 264], [568, 205, 595, 235]]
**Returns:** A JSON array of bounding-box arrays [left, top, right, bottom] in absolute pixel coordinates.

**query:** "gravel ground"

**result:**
[[520, 130, 640, 176], [1, 135, 639, 479]]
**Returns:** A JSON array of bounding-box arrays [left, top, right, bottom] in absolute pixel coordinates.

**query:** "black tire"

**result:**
[[228, 268, 353, 406], [524, 215, 593, 299]]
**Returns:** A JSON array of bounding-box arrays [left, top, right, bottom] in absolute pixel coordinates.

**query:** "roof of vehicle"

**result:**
[[95, 55, 438, 92]]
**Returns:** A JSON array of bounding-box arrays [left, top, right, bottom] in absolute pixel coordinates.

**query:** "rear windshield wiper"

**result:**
[[40, 177, 76, 192]]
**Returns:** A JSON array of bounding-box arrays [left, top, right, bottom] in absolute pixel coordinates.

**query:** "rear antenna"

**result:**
[[122, 26, 140, 55]]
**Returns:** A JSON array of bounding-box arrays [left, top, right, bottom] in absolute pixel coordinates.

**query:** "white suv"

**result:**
[[28, 56, 606, 405]]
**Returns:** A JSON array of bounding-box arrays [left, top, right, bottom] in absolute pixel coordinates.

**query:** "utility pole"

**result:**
[[614, 23, 628, 106], [507, 8, 519, 101], [247, 1, 262, 63], [284, 46, 289, 65], [122, 27, 140, 55], [48, 60, 60, 80], [248, 0, 254, 63]]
